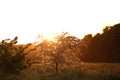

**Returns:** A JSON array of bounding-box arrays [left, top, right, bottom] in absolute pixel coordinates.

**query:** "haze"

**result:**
[[0, 0, 120, 44]]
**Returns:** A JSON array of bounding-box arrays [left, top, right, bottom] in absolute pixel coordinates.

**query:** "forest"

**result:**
[[0, 23, 120, 80]]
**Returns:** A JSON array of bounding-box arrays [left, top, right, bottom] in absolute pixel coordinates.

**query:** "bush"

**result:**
[[0, 37, 32, 75]]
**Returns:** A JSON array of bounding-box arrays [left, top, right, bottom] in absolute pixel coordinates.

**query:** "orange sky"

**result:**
[[0, 0, 120, 44]]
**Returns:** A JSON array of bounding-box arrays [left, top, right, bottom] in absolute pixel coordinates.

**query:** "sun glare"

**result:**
[[41, 33, 57, 41]]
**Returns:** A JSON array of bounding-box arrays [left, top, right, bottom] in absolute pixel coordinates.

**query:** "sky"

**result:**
[[0, 0, 120, 44]]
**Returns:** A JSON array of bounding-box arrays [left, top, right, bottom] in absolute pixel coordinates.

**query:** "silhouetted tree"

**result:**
[[83, 23, 120, 62], [0, 37, 33, 75], [79, 34, 93, 61], [36, 32, 81, 79]]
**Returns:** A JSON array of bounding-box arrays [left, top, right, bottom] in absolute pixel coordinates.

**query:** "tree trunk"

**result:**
[[55, 61, 59, 80]]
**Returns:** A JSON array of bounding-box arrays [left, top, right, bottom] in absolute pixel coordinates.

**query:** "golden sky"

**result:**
[[0, 0, 120, 44]]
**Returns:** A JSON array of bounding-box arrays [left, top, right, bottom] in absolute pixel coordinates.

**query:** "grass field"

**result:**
[[1, 63, 120, 80]]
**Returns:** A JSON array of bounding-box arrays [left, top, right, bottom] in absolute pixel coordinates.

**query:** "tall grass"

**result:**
[[0, 63, 120, 80]]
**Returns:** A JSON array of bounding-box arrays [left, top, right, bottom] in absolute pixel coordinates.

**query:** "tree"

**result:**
[[79, 34, 93, 61], [0, 37, 33, 75], [36, 32, 81, 78], [82, 23, 120, 62]]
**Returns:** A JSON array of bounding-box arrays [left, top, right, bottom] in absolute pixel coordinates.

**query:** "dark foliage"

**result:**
[[0, 37, 32, 75], [82, 23, 120, 62]]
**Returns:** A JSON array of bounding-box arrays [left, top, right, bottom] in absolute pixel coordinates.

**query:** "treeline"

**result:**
[[0, 23, 120, 76], [31, 23, 120, 63], [82, 23, 120, 62]]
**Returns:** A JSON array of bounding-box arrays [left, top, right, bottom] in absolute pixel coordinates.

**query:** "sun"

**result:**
[[41, 32, 57, 41]]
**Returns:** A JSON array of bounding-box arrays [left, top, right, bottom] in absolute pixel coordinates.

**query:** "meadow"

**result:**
[[1, 63, 120, 80]]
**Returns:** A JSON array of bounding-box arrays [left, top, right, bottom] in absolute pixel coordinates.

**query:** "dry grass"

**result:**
[[0, 63, 120, 80]]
